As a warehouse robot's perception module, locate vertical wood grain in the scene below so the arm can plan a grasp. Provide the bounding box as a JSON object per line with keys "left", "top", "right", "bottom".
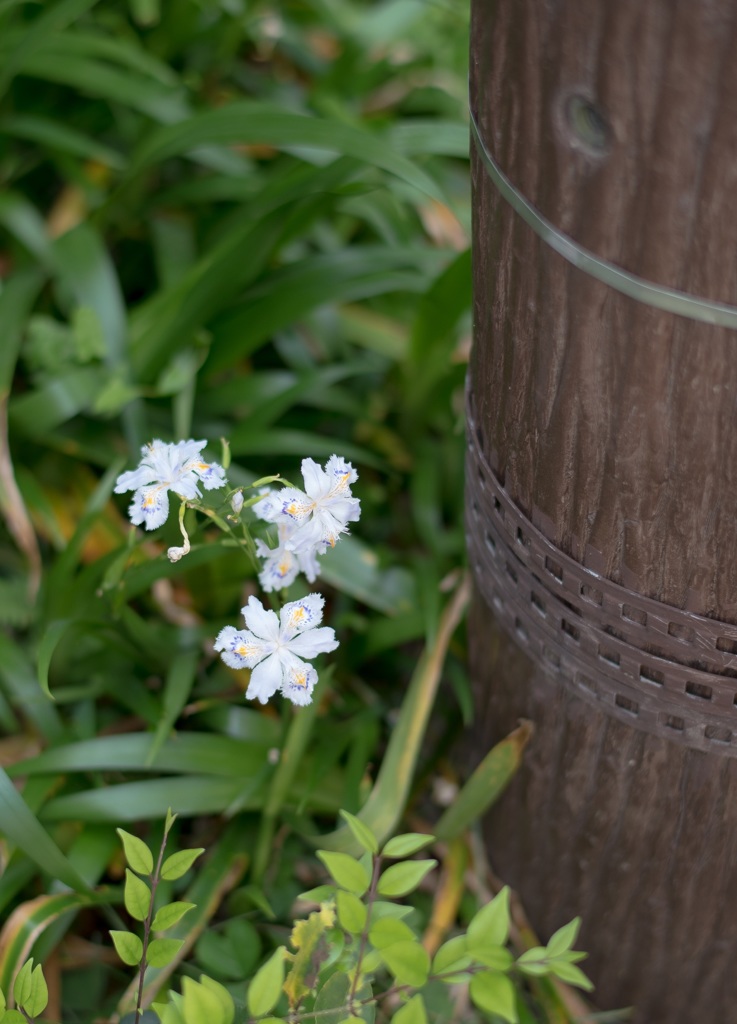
{"left": 470, "top": 1, "right": 737, "bottom": 1019}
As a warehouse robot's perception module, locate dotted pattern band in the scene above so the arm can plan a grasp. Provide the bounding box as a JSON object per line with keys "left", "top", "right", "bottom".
{"left": 466, "top": 401, "right": 737, "bottom": 755}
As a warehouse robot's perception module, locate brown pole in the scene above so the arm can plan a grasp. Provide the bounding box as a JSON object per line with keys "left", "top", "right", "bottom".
{"left": 468, "top": 2, "right": 737, "bottom": 1020}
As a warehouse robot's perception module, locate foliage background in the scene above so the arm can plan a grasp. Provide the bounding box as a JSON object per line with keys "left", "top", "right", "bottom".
{"left": 0, "top": 0, "right": 478, "bottom": 1019}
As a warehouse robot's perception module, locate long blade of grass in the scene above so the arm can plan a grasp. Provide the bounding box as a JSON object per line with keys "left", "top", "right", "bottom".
{"left": 317, "top": 572, "right": 470, "bottom": 852}
{"left": 433, "top": 721, "right": 534, "bottom": 842}
{"left": 124, "top": 102, "right": 445, "bottom": 201}
{"left": 0, "top": 768, "right": 88, "bottom": 890}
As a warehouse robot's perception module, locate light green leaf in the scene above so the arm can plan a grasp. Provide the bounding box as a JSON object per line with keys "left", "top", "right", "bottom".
{"left": 393, "top": 994, "right": 427, "bottom": 1024}
{"left": 376, "top": 860, "right": 436, "bottom": 898}
{"left": 152, "top": 901, "right": 196, "bottom": 932}
{"left": 339, "top": 810, "right": 378, "bottom": 855}
{"left": 198, "top": 976, "right": 235, "bottom": 1024}
{"left": 432, "top": 935, "right": 473, "bottom": 981}
{"left": 0, "top": 1009, "right": 27, "bottom": 1022}
{"left": 180, "top": 977, "right": 227, "bottom": 1024}
{"left": 468, "top": 946, "right": 514, "bottom": 972}
{"left": 434, "top": 723, "right": 532, "bottom": 842}
{"left": 467, "top": 887, "right": 511, "bottom": 949}
{"left": 546, "top": 917, "right": 581, "bottom": 959}
{"left": 469, "top": 972, "right": 518, "bottom": 1023}
{"left": 313, "top": 972, "right": 351, "bottom": 1024}
{"left": 370, "top": 901, "right": 414, "bottom": 922}
{"left": 335, "top": 891, "right": 367, "bottom": 935}
{"left": 116, "top": 828, "right": 154, "bottom": 876}
{"left": 147, "top": 938, "right": 185, "bottom": 968}
{"left": 549, "top": 961, "right": 594, "bottom": 991}
{"left": 316, "top": 851, "right": 370, "bottom": 897}
{"left": 110, "top": 930, "right": 143, "bottom": 966}
{"left": 378, "top": 941, "right": 430, "bottom": 988}
{"left": 247, "top": 947, "right": 285, "bottom": 1018}
{"left": 368, "top": 918, "right": 416, "bottom": 950}
{"left": 124, "top": 868, "right": 151, "bottom": 921}
{"left": 161, "top": 848, "right": 205, "bottom": 881}
{"left": 298, "top": 885, "right": 335, "bottom": 904}
{"left": 12, "top": 961, "right": 32, "bottom": 1011}
{"left": 381, "top": 833, "right": 434, "bottom": 859}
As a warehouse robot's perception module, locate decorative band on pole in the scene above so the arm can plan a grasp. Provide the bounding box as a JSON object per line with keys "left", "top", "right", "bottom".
{"left": 466, "top": 394, "right": 737, "bottom": 755}
{"left": 470, "top": 108, "right": 737, "bottom": 330}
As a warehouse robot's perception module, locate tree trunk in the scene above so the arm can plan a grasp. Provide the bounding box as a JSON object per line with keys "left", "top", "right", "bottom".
{"left": 468, "top": 1, "right": 737, "bottom": 1020}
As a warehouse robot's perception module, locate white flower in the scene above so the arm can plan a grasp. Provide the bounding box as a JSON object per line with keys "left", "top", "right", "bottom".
{"left": 257, "top": 455, "right": 360, "bottom": 553}
{"left": 114, "top": 439, "right": 226, "bottom": 530}
{"left": 214, "top": 593, "right": 338, "bottom": 706}
{"left": 255, "top": 525, "right": 321, "bottom": 592}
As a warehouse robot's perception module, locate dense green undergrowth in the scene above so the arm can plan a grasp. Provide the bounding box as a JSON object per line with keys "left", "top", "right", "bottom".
{"left": 0, "top": 2, "right": 600, "bottom": 1022}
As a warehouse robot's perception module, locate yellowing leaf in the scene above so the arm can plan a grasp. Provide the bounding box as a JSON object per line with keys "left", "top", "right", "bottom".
{"left": 283, "top": 905, "right": 336, "bottom": 1009}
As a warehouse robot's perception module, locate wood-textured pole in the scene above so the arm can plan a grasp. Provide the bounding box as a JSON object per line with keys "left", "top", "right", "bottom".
{"left": 469, "top": 2, "right": 737, "bottom": 1020}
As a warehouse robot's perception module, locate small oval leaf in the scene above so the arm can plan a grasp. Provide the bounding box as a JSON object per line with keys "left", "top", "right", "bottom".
{"left": 247, "top": 947, "right": 285, "bottom": 1018}
{"left": 152, "top": 901, "right": 196, "bottom": 932}
{"left": 110, "top": 930, "right": 144, "bottom": 966}
{"left": 316, "top": 851, "right": 370, "bottom": 897}
{"left": 161, "top": 847, "right": 205, "bottom": 881}
{"left": 124, "top": 868, "right": 152, "bottom": 922}
{"left": 117, "top": 828, "right": 154, "bottom": 876}
{"left": 376, "top": 859, "right": 436, "bottom": 898}
{"left": 381, "top": 833, "right": 434, "bottom": 858}
{"left": 147, "top": 938, "right": 185, "bottom": 968}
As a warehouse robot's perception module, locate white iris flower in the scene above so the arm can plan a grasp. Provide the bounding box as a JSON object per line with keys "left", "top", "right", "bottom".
{"left": 214, "top": 594, "right": 338, "bottom": 705}
{"left": 114, "top": 439, "right": 226, "bottom": 530}
{"left": 258, "top": 455, "right": 360, "bottom": 553}
{"left": 255, "top": 525, "right": 321, "bottom": 592}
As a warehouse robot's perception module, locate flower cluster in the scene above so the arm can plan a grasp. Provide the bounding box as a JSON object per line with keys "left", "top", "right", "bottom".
{"left": 114, "top": 442, "right": 358, "bottom": 707}
{"left": 114, "top": 439, "right": 226, "bottom": 530}
{"left": 215, "top": 594, "right": 338, "bottom": 706}
{"left": 253, "top": 455, "right": 360, "bottom": 592}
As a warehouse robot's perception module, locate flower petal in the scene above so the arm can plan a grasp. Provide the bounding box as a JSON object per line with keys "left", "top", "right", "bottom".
{"left": 301, "top": 458, "right": 330, "bottom": 500}
{"left": 129, "top": 486, "right": 170, "bottom": 530}
{"left": 279, "top": 594, "right": 324, "bottom": 639}
{"left": 246, "top": 653, "right": 283, "bottom": 704}
{"left": 325, "top": 454, "right": 358, "bottom": 494}
{"left": 281, "top": 658, "right": 317, "bottom": 706}
{"left": 276, "top": 487, "right": 315, "bottom": 524}
{"left": 241, "top": 595, "right": 280, "bottom": 641}
{"left": 214, "top": 626, "right": 271, "bottom": 668}
{"left": 287, "top": 626, "right": 339, "bottom": 659}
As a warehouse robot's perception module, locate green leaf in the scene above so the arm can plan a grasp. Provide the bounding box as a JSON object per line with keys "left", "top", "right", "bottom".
{"left": 434, "top": 723, "right": 533, "bottom": 842}
{"left": 316, "top": 851, "right": 370, "bottom": 896}
{"left": 161, "top": 847, "right": 205, "bottom": 881}
{"left": 432, "top": 935, "right": 473, "bottom": 981}
{"left": 339, "top": 810, "right": 378, "bottom": 855}
{"left": 335, "top": 891, "right": 367, "bottom": 935}
{"left": 17, "top": 961, "right": 47, "bottom": 1017}
{"left": 370, "top": 901, "right": 414, "bottom": 922}
{"left": 469, "top": 972, "right": 518, "bottom": 1023}
{"left": 127, "top": 103, "right": 444, "bottom": 202}
{"left": 247, "top": 947, "right": 285, "bottom": 1017}
{"left": 110, "top": 930, "right": 143, "bottom": 966}
{"left": 124, "top": 868, "right": 151, "bottom": 921}
{"left": 117, "top": 828, "right": 154, "bottom": 876}
{"left": 147, "top": 938, "right": 185, "bottom": 968}
{"left": 12, "top": 961, "right": 32, "bottom": 1011}
{"left": 546, "top": 917, "right": 581, "bottom": 959}
{"left": 180, "top": 977, "right": 228, "bottom": 1024}
{"left": 378, "top": 941, "right": 430, "bottom": 988}
{"left": 376, "top": 860, "right": 436, "bottom": 898}
{"left": 393, "top": 994, "right": 427, "bottom": 1024}
{"left": 313, "top": 972, "right": 351, "bottom": 1024}
{"left": 152, "top": 901, "right": 196, "bottom": 932}
{"left": 0, "top": 1010, "right": 27, "bottom": 1022}
{"left": 298, "top": 885, "right": 335, "bottom": 904}
{"left": 0, "top": 767, "right": 88, "bottom": 891}
{"left": 467, "top": 887, "right": 511, "bottom": 949}
{"left": 469, "top": 946, "right": 514, "bottom": 972}
{"left": 198, "top": 976, "right": 235, "bottom": 1024}
{"left": 368, "top": 918, "right": 416, "bottom": 950}
{"left": 549, "top": 961, "right": 594, "bottom": 991}
{"left": 381, "top": 833, "right": 434, "bottom": 859}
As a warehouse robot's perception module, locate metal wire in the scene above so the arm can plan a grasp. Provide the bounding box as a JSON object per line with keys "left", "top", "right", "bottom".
{"left": 470, "top": 109, "right": 737, "bottom": 330}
